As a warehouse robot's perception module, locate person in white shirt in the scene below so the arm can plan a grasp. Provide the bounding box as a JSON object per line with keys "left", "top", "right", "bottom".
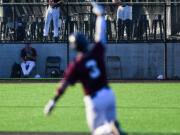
{"left": 123, "top": 1, "right": 132, "bottom": 40}
{"left": 117, "top": 3, "right": 125, "bottom": 40}
{"left": 116, "top": 0, "right": 132, "bottom": 40}
{"left": 44, "top": 0, "right": 64, "bottom": 43}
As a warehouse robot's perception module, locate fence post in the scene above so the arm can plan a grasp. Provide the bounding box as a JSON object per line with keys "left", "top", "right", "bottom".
{"left": 164, "top": 2, "right": 167, "bottom": 80}
{"left": 66, "top": 1, "right": 70, "bottom": 66}
{"left": 13, "top": 0, "right": 15, "bottom": 41}
{"left": 90, "top": 4, "right": 93, "bottom": 43}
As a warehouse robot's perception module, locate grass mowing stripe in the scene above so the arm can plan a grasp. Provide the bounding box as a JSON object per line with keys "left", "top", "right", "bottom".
{"left": 0, "top": 106, "right": 180, "bottom": 110}
{"left": 0, "top": 83, "right": 180, "bottom": 133}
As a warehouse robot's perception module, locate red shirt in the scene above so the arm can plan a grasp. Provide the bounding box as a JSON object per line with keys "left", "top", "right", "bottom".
{"left": 63, "top": 42, "right": 108, "bottom": 96}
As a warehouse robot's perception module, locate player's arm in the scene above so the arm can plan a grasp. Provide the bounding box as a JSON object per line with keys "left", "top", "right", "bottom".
{"left": 21, "top": 50, "right": 26, "bottom": 63}
{"left": 44, "top": 80, "right": 68, "bottom": 115}
{"left": 21, "top": 55, "right": 26, "bottom": 63}
{"left": 30, "top": 55, "right": 36, "bottom": 61}
{"left": 44, "top": 61, "right": 77, "bottom": 115}
{"left": 21, "top": 58, "right": 26, "bottom": 63}
{"left": 29, "top": 49, "right": 37, "bottom": 61}
{"left": 91, "top": 2, "right": 106, "bottom": 45}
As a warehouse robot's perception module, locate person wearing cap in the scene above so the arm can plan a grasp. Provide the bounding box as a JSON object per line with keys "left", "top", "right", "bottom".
{"left": 20, "top": 43, "right": 37, "bottom": 77}
{"left": 44, "top": 2, "right": 126, "bottom": 135}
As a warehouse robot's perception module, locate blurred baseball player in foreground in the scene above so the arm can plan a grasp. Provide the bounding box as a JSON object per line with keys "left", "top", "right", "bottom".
{"left": 44, "top": 2, "right": 126, "bottom": 135}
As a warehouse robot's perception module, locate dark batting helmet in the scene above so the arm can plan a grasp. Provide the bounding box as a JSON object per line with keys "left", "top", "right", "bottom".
{"left": 69, "top": 32, "right": 88, "bottom": 52}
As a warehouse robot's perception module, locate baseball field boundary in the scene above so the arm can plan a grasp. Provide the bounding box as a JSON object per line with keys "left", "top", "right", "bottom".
{"left": 0, "top": 132, "right": 180, "bottom": 135}
{"left": 0, "top": 78, "right": 180, "bottom": 83}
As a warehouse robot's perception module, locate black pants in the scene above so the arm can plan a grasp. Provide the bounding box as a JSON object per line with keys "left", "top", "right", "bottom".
{"left": 117, "top": 19, "right": 125, "bottom": 40}
{"left": 118, "top": 19, "right": 132, "bottom": 40}
{"left": 124, "top": 19, "right": 131, "bottom": 40}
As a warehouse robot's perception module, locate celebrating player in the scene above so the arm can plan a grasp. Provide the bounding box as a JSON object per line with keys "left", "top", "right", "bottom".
{"left": 44, "top": 2, "right": 126, "bottom": 135}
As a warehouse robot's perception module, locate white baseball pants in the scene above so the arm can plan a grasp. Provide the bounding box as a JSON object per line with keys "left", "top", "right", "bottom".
{"left": 44, "top": 6, "right": 60, "bottom": 37}
{"left": 21, "top": 61, "right": 35, "bottom": 76}
{"left": 84, "top": 87, "right": 116, "bottom": 133}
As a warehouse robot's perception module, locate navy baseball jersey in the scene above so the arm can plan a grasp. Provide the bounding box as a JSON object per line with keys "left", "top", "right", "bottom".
{"left": 64, "top": 42, "right": 108, "bottom": 96}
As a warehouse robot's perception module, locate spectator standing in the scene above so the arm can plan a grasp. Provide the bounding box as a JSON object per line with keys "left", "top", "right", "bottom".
{"left": 44, "top": 0, "right": 63, "bottom": 43}
{"left": 117, "top": 2, "right": 125, "bottom": 40}
{"left": 44, "top": 2, "right": 126, "bottom": 135}
{"left": 115, "top": 0, "right": 132, "bottom": 40}
{"left": 123, "top": 0, "right": 132, "bottom": 40}
{"left": 20, "top": 43, "right": 37, "bottom": 77}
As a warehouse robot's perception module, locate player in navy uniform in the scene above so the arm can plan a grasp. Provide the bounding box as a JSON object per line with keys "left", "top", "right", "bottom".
{"left": 44, "top": 2, "right": 125, "bottom": 135}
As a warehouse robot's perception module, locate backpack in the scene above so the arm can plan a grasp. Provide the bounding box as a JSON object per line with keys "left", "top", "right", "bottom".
{"left": 10, "top": 62, "right": 22, "bottom": 78}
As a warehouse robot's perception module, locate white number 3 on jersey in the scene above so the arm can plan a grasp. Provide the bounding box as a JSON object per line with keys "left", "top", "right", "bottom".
{"left": 86, "top": 59, "right": 101, "bottom": 79}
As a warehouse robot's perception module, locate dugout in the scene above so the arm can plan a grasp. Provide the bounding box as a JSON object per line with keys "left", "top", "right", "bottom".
{"left": 0, "top": 42, "right": 180, "bottom": 80}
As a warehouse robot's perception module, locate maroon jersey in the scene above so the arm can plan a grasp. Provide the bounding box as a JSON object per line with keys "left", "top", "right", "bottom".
{"left": 64, "top": 42, "right": 108, "bottom": 96}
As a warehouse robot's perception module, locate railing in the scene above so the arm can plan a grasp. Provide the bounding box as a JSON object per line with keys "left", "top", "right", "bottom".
{"left": 0, "top": 2, "right": 180, "bottom": 43}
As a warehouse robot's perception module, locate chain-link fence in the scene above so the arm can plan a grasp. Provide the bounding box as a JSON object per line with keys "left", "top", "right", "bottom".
{"left": 0, "top": 1, "right": 180, "bottom": 43}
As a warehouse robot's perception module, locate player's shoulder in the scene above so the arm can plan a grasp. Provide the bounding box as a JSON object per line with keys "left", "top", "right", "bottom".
{"left": 88, "top": 42, "right": 105, "bottom": 56}
{"left": 66, "top": 60, "right": 77, "bottom": 73}
{"left": 94, "top": 42, "right": 105, "bottom": 49}
{"left": 69, "top": 56, "right": 82, "bottom": 68}
{"left": 21, "top": 48, "right": 26, "bottom": 52}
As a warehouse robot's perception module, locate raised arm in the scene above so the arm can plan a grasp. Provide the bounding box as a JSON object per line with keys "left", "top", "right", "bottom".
{"left": 92, "top": 2, "right": 106, "bottom": 45}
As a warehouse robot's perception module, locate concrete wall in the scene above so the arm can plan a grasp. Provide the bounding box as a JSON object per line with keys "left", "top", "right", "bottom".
{"left": 106, "top": 43, "right": 164, "bottom": 79}
{"left": 0, "top": 43, "right": 67, "bottom": 78}
{"left": 0, "top": 43, "right": 180, "bottom": 79}
{"left": 167, "top": 43, "right": 180, "bottom": 78}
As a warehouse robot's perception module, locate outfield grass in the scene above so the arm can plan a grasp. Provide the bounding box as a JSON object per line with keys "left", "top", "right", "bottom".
{"left": 0, "top": 82, "right": 180, "bottom": 134}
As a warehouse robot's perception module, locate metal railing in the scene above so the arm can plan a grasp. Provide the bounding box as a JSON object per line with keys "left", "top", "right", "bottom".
{"left": 0, "top": 2, "right": 180, "bottom": 43}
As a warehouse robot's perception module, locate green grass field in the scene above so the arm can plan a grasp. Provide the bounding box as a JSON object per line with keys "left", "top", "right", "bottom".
{"left": 0, "top": 82, "right": 180, "bottom": 134}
